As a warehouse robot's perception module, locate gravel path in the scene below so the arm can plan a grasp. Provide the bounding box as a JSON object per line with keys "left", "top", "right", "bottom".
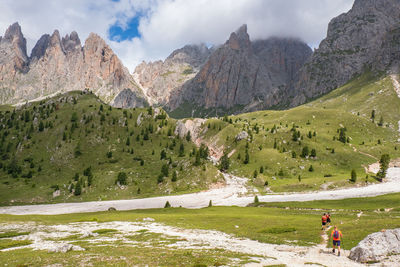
{"left": 0, "top": 168, "right": 399, "bottom": 215}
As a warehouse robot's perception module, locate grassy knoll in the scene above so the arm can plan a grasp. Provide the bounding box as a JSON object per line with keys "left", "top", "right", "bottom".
{"left": 0, "top": 91, "right": 221, "bottom": 205}
{"left": 198, "top": 73, "right": 400, "bottom": 192}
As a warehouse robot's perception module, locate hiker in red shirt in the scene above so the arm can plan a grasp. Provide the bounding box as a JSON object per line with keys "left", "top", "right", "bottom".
{"left": 330, "top": 225, "right": 343, "bottom": 256}
{"left": 321, "top": 213, "right": 327, "bottom": 230}
{"left": 326, "top": 213, "right": 331, "bottom": 225}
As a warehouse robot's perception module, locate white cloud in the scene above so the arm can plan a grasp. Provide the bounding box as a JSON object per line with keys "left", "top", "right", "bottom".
{"left": 0, "top": 0, "right": 354, "bottom": 72}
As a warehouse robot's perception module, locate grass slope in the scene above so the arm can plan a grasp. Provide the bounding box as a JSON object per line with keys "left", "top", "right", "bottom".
{"left": 198, "top": 73, "right": 400, "bottom": 192}
{"left": 0, "top": 91, "right": 221, "bottom": 205}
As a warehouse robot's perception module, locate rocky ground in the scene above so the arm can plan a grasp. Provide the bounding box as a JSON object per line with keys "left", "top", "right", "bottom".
{"left": 1, "top": 220, "right": 399, "bottom": 267}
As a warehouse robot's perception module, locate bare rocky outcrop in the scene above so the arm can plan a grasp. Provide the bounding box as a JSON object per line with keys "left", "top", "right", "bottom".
{"left": 169, "top": 24, "right": 312, "bottom": 114}
{"left": 349, "top": 228, "right": 400, "bottom": 263}
{"left": 0, "top": 22, "right": 147, "bottom": 106}
{"left": 174, "top": 118, "right": 206, "bottom": 142}
{"left": 110, "top": 88, "right": 147, "bottom": 108}
{"left": 131, "top": 44, "right": 211, "bottom": 106}
{"left": 235, "top": 131, "right": 249, "bottom": 141}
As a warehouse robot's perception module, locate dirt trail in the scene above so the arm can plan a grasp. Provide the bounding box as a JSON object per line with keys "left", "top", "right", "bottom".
{"left": 0, "top": 167, "right": 400, "bottom": 215}
{"left": 0, "top": 221, "right": 368, "bottom": 267}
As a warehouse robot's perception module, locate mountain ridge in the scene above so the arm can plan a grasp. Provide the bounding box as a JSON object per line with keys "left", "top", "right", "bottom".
{"left": 0, "top": 22, "right": 147, "bottom": 107}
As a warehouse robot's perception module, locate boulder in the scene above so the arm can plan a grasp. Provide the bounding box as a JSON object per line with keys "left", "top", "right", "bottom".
{"left": 349, "top": 228, "right": 400, "bottom": 262}
{"left": 235, "top": 131, "right": 249, "bottom": 141}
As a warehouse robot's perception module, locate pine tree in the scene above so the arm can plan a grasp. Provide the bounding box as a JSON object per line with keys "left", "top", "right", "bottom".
{"left": 116, "top": 172, "right": 127, "bottom": 185}
{"left": 160, "top": 149, "right": 167, "bottom": 160}
{"left": 208, "top": 200, "right": 212, "bottom": 207}
{"left": 350, "top": 169, "right": 357, "bottom": 183}
{"left": 244, "top": 148, "right": 250, "bottom": 164}
{"left": 377, "top": 154, "right": 390, "bottom": 179}
{"left": 172, "top": 170, "right": 177, "bottom": 182}
{"left": 253, "top": 170, "right": 258, "bottom": 178}
{"left": 194, "top": 150, "right": 201, "bottom": 166}
{"left": 371, "top": 110, "right": 375, "bottom": 122}
{"left": 161, "top": 164, "right": 169, "bottom": 177}
{"left": 308, "top": 165, "right": 314, "bottom": 172}
{"left": 339, "top": 128, "right": 346, "bottom": 143}
{"left": 178, "top": 143, "right": 185, "bottom": 157}
{"left": 254, "top": 195, "right": 259, "bottom": 203}
{"left": 259, "top": 166, "right": 264, "bottom": 173}
{"left": 301, "top": 146, "right": 309, "bottom": 158}
{"left": 38, "top": 121, "right": 44, "bottom": 132}
{"left": 219, "top": 152, "right": 230, "bottom": 171}
{"left": 186, "top": 131, "right": 191, "bottom": 141}
{"left": 74, "top": 181, "right": 81, "bottom": 196}
{"left": 164, "top": 201, "right": 171, "bottom": 208}
{"left": 310, "top": 148, "right": 316, "bottom": 158}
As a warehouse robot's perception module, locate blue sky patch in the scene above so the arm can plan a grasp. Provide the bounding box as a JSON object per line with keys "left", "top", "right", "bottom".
{"left": 108, "top": 15, "right": 142, "bottom": 42}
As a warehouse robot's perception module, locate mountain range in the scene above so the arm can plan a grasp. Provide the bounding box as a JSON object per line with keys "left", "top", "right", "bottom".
{"left": 0, "top": 0, "right": 400, "bottom": 117}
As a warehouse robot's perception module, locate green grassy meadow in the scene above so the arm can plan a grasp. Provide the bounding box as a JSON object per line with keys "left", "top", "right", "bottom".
{"left": 1, "top": 193, "right": 400, "bottom": 265}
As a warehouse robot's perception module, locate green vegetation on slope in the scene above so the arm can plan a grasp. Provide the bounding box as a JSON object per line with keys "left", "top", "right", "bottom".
{"left": 0, "top": 91, "right": 221, "bottom": 205}
{"left": 197, "top": 73, "right": 400, "bottom": 192}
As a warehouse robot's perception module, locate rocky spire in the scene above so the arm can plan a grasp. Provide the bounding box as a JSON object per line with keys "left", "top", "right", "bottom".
{"left": 226, "top": 24, "right": 251, "bottom": 51}
{"left": 1, "top": 22, "right": 28, "bottom": 72}
{"left": 30, "top": 34, "right": 50, "bottom": 60}
{"left": 62, "top": 31, "right": 81, "bottom": 53}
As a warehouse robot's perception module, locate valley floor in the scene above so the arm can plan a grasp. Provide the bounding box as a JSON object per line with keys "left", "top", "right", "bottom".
{"left": 1, "top": 220, "right": 390, "bottom": 267}
{"left": 0, "top": 167, "right": 400, "bottom": 215}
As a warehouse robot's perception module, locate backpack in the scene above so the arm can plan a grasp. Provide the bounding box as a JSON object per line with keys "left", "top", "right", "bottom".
{"left": 333, "top": 230, "right": 339, "bottom": 239}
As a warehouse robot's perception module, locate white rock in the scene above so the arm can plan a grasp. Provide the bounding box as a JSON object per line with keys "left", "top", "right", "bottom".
{"left": 349, "top": 228, "right": 400, "bottom": 263}
{"left": 52, "top": 190, "right": 60, "bottom": 198}
{"left": 235, "top": 131, "right": 249, "bottom": 141}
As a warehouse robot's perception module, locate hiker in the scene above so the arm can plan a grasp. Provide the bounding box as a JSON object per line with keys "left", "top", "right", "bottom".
{"left": 321, "top": 213, "right": 327, "bottom": 230}
{"left": 326, "top": 212, "right": 331, "bottom": 225}
{"left": 330, "top": 225, "right": 343, "bottom": 256}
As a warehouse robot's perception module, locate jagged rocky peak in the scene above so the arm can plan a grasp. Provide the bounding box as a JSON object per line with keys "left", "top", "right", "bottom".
{"left": 4, "top": 22, "right": 25, "bottom": 43}
{"left": 30, "top": 34, "right": 50, "bottom": 60}
{"left": 0, "top": 23, "right": 147, "bottom": 106}
{"left": 84, "top": 32, "right": 113, "bottom": 60}
{"left": 62, "top": 31, "right": 81, "bottom": 53}
{"left": 47, "top": 30, "right": 65, "bottom": 53}
{"left": 166, "top": 43, "right": 210, "bottom": 68}
{"left": 171, "top": 24, "right": 312, "bottom": 114}
{"left": 0, "top": 22, "right": 28, "bottom": 72}
{"left": 226, "top": 24, "right": 251, "bottom": 50}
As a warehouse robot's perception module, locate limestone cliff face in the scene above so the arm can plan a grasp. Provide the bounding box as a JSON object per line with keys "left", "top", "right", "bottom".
{"left": 294, "top": 0, "right": 400, "bottom": 105}
{"left": 170, "top": 25, "right": 312, "bottom": 112}
{"left": 132, "top": 44, "right": 210, "bottom": 106}
{"left": 0, "top": 23, "right": 147, "bottom": 106}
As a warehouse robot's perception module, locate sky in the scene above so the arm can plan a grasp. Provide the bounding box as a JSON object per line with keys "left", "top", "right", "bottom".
{"left": 0, "top": 0, "right": 354, "bottom": 72}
